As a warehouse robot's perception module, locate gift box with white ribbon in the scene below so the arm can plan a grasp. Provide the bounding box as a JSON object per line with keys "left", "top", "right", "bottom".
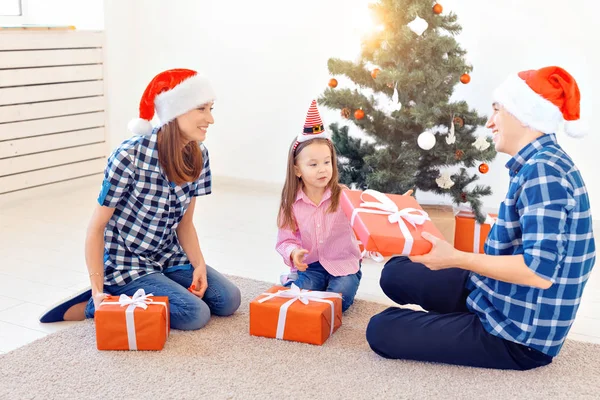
{"left": 95, "top": 289, "right": 169, "bottom": 351}
{"left": 454, "top": 210, "right": 498, "bottom": 254}
{"left": 249, "top": 284, "right": 342, "bottom": 346}
{"left": 341, "top": 189, "right": 444, "bottom": 258}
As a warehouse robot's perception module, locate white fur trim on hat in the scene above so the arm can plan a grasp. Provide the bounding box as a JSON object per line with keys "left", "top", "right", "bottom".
{"left": 154, "top": 74, "right": 216, "bottom": 125}
{"left": 127, "top": 118, "right": 153, "bottom": 135}
{"left": 493, "top": 74, "right": 563, "bottom": 134}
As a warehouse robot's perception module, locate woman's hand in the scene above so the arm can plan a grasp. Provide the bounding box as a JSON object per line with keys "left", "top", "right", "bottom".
{"left": 92, "top": 292, "right": 109, "bottom": 310}
{"left": 189, "top": 262, "right": 209, "bottom": 298}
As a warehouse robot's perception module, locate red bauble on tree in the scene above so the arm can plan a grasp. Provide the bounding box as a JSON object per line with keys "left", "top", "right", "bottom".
{"left": 453, "top": 116, "right": 464, "bottom": 128}
{"left": 460, "top": 74, "right": 471, "bottom": 84}
{"left": 328, "top": 78, "right": 338, "bottom": 88}
{"left": 354, "top": 109, "right": 365, "bottom": 120}
{"left": 371, "top": 68, "right": 380, "bottom": 79}
{"left": 479, "top": 163, "right": 489, "bottom": 174}
{"left": 433, "top": 3, "right": 443, "bottom": 14}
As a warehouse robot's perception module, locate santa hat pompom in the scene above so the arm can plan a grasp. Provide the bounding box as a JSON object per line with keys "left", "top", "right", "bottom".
{"left": 564, "top": 119, "right": 588, "bottom": 138}
{"left": 128, "top": 118, "right": 153, "bottom": 135}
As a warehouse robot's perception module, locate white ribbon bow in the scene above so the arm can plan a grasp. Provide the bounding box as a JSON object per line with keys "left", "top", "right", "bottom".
{"left": 350, "top": 189, "right": 430, "bottom": 255}
{"left": 357, "top": 240, "right": 385, "bottom": 263}
{"left": 117, "top": 288, "right": 155, "bottom": 309}
{"left": 100, "top": 288, "right": 168, "bottom": 350}
{"left": 258, "top": 284, "right": 341, "bottom": 340}
{"left": 362, "top": 250, "right": 385, "bottom": 262}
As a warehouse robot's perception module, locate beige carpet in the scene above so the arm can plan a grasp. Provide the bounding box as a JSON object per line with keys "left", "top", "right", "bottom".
{"left": 1, "top": 276, "right": 599, "bottom": 400}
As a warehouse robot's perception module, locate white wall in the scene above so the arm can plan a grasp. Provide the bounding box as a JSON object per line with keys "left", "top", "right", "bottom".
{"left": 11, "top": 0, "right": 104, "bottom": 29}
{"left": 103, "top": 0, "right": 599, "bottom": 216}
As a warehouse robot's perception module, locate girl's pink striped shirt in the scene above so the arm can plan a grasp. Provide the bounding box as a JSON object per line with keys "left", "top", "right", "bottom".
{"left": 276, "top": 188, "right": 361, "bottom": 276}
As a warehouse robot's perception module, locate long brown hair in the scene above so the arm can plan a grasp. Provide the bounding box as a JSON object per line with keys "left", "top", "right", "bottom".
{"left": 277, "top": 137, "right": 342, "bottom": 231}
{"left": 157, "top": 120, "right": 203, "bottom": 185}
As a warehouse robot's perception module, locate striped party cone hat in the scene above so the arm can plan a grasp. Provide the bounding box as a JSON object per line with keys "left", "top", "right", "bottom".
{"left": 293, "top": 100, "right": 330, "bottom": 151}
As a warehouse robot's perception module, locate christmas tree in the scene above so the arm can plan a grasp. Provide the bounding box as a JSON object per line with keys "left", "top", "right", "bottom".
{"left": 319, "top": 0, "right": 496, "bottom": 223}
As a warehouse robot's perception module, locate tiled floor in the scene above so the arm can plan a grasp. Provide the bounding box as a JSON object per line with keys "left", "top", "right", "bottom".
{"left": 0, "top": 175, "right": 599, "bottom": 354}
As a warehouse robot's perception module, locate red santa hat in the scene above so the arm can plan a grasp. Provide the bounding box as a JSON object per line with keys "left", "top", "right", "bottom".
{"left": 293, "top": 100, "right": 330, "bottom": 151}
{"left": 493, "top": 66, "right": 587, "bottom": 138}
{"left": 127, "top": 68, "right": 216, "bottom": 135}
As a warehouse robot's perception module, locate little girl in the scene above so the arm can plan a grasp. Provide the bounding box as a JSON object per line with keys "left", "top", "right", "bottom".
{"left": 275, "top": 100, "right": 362, "bottom": 312}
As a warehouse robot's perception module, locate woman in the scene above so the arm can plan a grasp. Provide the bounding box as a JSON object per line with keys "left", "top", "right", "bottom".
{"left": 40, "top": 69, "right": 241, "bottom": 330}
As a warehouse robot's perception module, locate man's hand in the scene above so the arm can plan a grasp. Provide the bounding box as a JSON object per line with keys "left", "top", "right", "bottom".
{"left": 291, "top": 249, "right": 309, "bottom": 271}
{"left": 409, "top": 231, "right": 461, "bottom": 271}
{"left": 189, "top": 263, "right": 209, "bottom": 298}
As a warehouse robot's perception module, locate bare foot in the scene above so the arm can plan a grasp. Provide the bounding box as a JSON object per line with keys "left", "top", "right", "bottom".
{"left": 63, "top": 301, "right": 87, "bottom": 321}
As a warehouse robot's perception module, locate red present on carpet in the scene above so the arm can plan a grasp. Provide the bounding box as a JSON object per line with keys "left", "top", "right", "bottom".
{"left": 249, "top": 284, "right": 342, "bottom": 345}
{"left": 95, "top": 289, "right": 169, "bottom": 351}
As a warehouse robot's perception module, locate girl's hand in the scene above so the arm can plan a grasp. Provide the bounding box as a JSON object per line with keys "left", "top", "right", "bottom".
{"left": 189, "top": 263, "right": 209, "bottom": 298}
{"left": 402, "top": 189, "right": 414, "bottom": 196}
{"left": 291, "top": 249, "right": 309, "bottom": 271}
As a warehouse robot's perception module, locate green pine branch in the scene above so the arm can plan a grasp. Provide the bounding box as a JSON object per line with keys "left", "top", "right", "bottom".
{"left": 321, "top": 0, "right": 497, "bottom": 224}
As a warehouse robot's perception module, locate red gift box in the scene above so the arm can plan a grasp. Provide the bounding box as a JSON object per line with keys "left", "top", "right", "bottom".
{"left": 454, "top": 210, "right": 498, "bottom": 254}
{"left": 95, "top": 289, "right": 170, "bottom": 351}
{"left": 249, "top": 284, "right": 342, "bottom": 345}
{"left": 341, "top": 189, "right": 443, "bottom": 257}
{"left": 354, "top": 230, "right": 385, "bottom": 262}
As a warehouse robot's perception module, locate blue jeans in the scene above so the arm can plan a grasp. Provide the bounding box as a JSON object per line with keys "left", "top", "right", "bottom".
{"left": 285, "top": 261, "right": 362, "bottom": 312}
{"left": 85, "top": 264, "right": 241, "bottom": 330}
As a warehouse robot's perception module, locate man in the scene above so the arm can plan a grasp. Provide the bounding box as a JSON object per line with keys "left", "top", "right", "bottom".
{"left": 366, "top": 66, "right": 596, "bottom": 370}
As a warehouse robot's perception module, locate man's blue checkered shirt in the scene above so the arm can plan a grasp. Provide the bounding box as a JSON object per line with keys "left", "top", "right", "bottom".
{"left": 466, "top": 133, "right": 596, "bottom": 356}
{"left": 97, "top": 129, "right": 211, "bottom": 286}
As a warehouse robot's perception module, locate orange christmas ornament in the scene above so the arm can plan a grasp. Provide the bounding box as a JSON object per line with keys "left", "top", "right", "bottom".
{"left": 460, "top": 74, "right": 471, "bottom": 84}
{"left": 453, "top": 116, "right": 464, "bottom": 128}
{"left": 478, "top": 163, "right": 489, "bottom": 174}
{"left": 371, "top": 68, "right": 380, "bottom": 79}
{"left": 328, "top": 78, "right": 338, "bottom": 88}
{"left": 354, "top": 109, "right": 365, "bottom": 120}
{"left": 433, "top": 3, "right": 443, "bottom": 14}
